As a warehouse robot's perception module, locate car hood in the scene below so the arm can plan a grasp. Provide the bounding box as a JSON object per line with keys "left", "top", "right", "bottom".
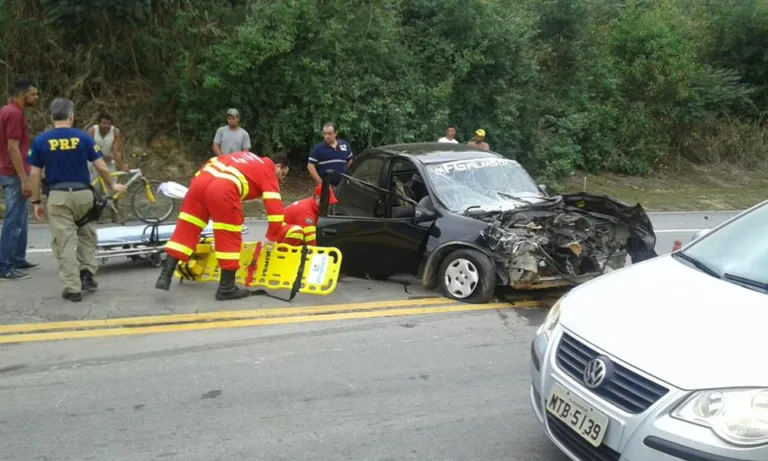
{"left": 463, "top": 196, "right": 550, "bottom": 214}
{"left": 559, "top": 255, "right": 768, "bottom": 390}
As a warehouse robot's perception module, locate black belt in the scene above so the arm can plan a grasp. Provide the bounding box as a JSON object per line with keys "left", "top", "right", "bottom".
{"left": 48, "top": 182, "right": 90, "bottom": 192}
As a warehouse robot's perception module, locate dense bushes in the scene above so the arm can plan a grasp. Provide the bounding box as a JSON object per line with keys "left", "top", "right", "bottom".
{"left": 0, "top": 0, "right": 766, "bottom": 181}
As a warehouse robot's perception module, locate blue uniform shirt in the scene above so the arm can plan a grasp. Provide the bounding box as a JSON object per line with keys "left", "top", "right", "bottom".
{"left": 308, "top": 139, "right": 353, "bottom": 186}
{"left": 28, "top": 127, "right": 102, "bottom": 186}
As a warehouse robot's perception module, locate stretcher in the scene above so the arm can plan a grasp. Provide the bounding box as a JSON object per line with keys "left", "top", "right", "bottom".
{"left": 137, "top": 181, "right": 343, "bottom": 299}
{"left": 174, "top": 239, "right": 343, "bottom": 299}
{"left": 95, "top": 222, "right": 249, "bottom": 267}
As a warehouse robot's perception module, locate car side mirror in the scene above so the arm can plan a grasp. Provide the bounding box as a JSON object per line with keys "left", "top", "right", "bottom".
{"left": 538, "top": 184, "right": 548, "bottom": 195}
{"left": 413, "top": 206, "right": 437, "bottom": 224}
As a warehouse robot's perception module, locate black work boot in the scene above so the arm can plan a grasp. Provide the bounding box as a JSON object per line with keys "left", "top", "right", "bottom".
{"left": 62, "top": 291, "right": 83, "bottom": 302}
{"left": 155, "top": 256, "right": 180, "bottom": 291}
{"left": 215, "top": 270, "right": 250, "bottom": 301}
{"left": 80, "top": 270, "right": 98, "bottom": 292}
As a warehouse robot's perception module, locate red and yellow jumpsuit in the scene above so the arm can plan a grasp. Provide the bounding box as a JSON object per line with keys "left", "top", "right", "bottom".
{"left": 164, "top": 152, "right": 305, "bottom": 271}
{"left": 283, "top": 185, "right": 337, "bottom": 246}
{"left": 284, "top": 197, "right": 319, "bottom": 246}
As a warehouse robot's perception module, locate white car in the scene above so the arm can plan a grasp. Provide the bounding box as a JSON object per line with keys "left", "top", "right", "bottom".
{"left": 530, "top": 200, "right": 768, "bottom": 460}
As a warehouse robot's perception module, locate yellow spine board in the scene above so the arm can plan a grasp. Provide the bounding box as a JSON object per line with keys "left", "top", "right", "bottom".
{"left": 174, "top": 238, "right": 342, "bottom": 296}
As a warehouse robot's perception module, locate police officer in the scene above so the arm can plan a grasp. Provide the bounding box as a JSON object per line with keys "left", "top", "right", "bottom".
{"left": 27, "top": 98, "right": 127, "bottom": 302}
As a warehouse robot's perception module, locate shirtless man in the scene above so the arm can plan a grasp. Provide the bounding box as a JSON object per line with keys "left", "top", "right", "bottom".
{"left": 467, "top": 128, "right": 490, "bottom": 151}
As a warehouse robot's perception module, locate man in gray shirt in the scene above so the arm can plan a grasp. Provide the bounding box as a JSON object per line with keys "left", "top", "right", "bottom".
{"left": 212, "top": 108, "right": 252, "bottom": 156}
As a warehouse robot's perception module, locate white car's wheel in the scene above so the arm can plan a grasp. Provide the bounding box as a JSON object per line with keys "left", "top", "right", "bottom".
{"left": 438, "top": 248, "right": 496, "bottom": 304}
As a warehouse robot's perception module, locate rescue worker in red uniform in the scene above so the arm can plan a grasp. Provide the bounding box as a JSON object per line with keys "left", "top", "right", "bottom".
{"left": 283, "top": 185, "right": 338, "bottom": 246}
{"left": 154, "top": 152, "right": 305, "bottom": 301}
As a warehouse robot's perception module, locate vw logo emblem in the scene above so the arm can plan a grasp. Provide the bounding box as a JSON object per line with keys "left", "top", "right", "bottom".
{"left": 583, "top": 358, "right": 608, "bottom": 388}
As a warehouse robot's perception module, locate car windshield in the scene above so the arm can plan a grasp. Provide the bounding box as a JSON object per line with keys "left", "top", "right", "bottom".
{"left": 680, "top": 201, "right": 768, "bottom": 292}
{"left": 424, "top": 157, "right": 544, "bottom": 213}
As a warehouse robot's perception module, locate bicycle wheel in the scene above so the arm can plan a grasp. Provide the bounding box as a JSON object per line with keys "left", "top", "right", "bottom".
{"left": 130, "top": 179, "right": 178, "bottom": 224}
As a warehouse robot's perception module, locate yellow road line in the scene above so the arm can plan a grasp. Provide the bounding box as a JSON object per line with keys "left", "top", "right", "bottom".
{"left": 0, "top": 302, "right": 531, "bottom": 345}
{"left": 0, "top": 297, "right": 463, "bottom": 335}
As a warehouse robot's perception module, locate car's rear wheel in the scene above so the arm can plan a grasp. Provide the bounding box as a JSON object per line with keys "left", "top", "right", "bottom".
{"left": 438, "top": 248, "right": 495, "bottom": 304}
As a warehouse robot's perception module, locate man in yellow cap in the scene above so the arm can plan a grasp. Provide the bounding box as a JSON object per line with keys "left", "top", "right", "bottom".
{"left": 467, "top": 128, "right": 490, "bottom": 151}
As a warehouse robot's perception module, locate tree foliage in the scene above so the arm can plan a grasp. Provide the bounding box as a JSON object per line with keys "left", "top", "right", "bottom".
{"left": 0, "top": 0, "right": 766, "bottom": 180}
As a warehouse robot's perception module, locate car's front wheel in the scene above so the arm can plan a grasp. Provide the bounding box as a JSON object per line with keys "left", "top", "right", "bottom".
{"left": 438, "top": 248, "right": 496, "bottom": 304}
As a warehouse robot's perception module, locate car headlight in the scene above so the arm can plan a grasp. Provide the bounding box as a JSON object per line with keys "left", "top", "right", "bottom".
{"left": 536, "top": 297, "right": 562, "bottom": 339}
{"left": 671, "top": 388, "right": 768, "bottom": 447}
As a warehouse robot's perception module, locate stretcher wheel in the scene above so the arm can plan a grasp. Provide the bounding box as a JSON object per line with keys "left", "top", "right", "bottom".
{"left": 149, "top": 252, "right": 165, "bottom": 268}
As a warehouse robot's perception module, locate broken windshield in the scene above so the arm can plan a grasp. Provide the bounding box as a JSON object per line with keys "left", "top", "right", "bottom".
{"left": 424, "top": 157, "right": 544, "bottom": 213}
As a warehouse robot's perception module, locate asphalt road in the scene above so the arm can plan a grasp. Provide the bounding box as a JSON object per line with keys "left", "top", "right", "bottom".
{"left": 0, "top": 210, "right": 742, "bottom": 461}
{"left": 0, "top": 308, "right": 564, "bottom": 461}
{"left": 0, "top": 210, "right": 740, "bottom": 325}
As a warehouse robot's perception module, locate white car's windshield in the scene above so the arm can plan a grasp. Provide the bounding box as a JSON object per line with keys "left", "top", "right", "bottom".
{"left": 680, "top": 201, "right": 768, "bottom": 291}
{"left": 424, "top": 157, "right": 543, "bottom": 213}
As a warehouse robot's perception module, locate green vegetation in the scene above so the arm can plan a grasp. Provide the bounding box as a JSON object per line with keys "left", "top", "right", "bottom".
{"left": 1, "top": 0, "right": 768, "bottom": 202}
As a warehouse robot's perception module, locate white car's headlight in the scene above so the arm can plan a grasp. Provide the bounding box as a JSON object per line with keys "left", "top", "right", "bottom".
{"left": 536, "top": 297, "right": 562, "bottom": 339}
{"left": 671, "top": 388, "right": 768, "bottom": 447}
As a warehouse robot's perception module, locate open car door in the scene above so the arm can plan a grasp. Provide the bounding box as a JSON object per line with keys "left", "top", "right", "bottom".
{"left": 315, "top": 155, "right": 436, "bottom": 278}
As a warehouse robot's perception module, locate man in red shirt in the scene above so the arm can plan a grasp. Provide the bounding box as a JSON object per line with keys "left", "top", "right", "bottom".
{"left": 155, "top": 152, "right": 305, "bottom": 301}
{"left": 284, "top": 185, "right": 338, "bottom": 246}
{"left": 0, "top": 78, "right": 40, "bottom": 281}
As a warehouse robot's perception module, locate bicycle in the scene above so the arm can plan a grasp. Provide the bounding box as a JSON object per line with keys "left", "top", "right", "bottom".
{"left": 91, "top": 152, "right": 178, "bottom": 224}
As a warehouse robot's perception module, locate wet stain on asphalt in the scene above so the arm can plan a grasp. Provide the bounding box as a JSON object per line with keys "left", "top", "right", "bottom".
{"left": 514, "top": 306, "right": 549, "bottom": 327}
{"left": 201, "top": 389, "right": 223, "bottom": 399}
{"left": 497, "top": 309, "right": 510, "bottom": 328}
{"left": 134, "top": 404, "right": 146, "bottom": 410}
{"left": 400, "top": 323, "right": 417, "bottom": 328}
{"left": 406, "top": 295, "right": 434, "bottom": 300}
{"left": 0, "top": 364, "right": 25, "bottom": 374}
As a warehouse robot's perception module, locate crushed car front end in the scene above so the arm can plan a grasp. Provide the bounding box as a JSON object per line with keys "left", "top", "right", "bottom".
{"left": 475, "top": 193, "right": 658, "bottom": 290}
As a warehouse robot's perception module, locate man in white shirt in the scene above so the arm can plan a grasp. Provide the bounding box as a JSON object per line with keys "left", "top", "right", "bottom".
{"left": 87, "top": 113, "right": 127, "bottom": 173}
{"left": 437, "top": 126, "right": 459, "bottom": 143}
{"left": 212, "top": 108, "right": 252, "bottom": 156}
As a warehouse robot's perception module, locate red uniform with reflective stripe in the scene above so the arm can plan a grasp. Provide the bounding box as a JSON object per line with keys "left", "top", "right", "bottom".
{"left": 284, "top": 197, "right": 319, "bottom": 246}
{"left": 164, "top": 152, "right": 304, "bottom": 270}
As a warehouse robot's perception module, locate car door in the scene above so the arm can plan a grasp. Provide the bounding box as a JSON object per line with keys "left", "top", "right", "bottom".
{"left": 316, "top": 153, "right": 433, "bottom": 277}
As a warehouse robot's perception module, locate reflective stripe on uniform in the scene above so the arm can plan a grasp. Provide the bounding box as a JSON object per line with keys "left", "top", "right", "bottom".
{"left": 166, "top": 241, "right": 193, "bottom": 256}
{"left": 210, "top": 158, "right": 250, "bottom": 199}
{"left": 267, "top": 214, "right": 284, "bottom": 223}
{"left": 302, "top": 226, "right": 317, "bottom": 234}
{"left": 286, "top": 225, "right": 303, "bottom": 241}
{"left": 213, "top": 222, "right": 243, "bottom": 232}
{"left": 215, "top": 251, "right": 241, "bottom": 260}
{"left": 304, "top": 232, "right": 316, "bottom": 242}
{"left": 179, "top": 212, "right": 207, "bottom": 229}
{"left": 194, "top": 157, "right": 217, "bottom": 177}
{"left": 262, "top": 191, "right": 281, "bottom": 200}
{"left": 286, "top": 231, "right": 304, "bottom": 241}
{"left": 203, "top": 165, "right": 245, "bottom": 198}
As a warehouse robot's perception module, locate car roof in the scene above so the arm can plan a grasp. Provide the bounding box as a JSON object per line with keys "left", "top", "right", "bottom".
{"left": 367, "top": 142, "right": 504, "bottom": 165}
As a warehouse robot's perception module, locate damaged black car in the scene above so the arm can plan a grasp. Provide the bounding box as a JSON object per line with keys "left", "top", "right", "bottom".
{"left": 316, "top": 143, "right": 657, "bottom": 304}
